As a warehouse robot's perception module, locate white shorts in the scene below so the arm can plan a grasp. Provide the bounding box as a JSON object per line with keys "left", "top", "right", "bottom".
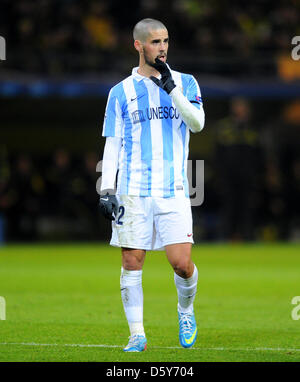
{"left": 110, "top": 193, "right": 194, "bottom": 251}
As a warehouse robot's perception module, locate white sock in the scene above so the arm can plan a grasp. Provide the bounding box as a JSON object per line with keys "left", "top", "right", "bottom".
{"left": 174, "top": 265, "right": 198, "bottom": 314}
{"left": 120, "top": 267, "right": 145, "bottom": 337}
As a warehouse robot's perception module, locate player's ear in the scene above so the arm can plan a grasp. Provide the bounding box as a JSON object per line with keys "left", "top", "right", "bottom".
{"left": 134, "top": 40, "right": 143, "bottom": 54}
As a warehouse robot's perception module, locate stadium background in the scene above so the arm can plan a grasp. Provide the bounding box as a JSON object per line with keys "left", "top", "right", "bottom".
{"left": 0, "top": 0, "right": 299, "bottom": 244}
{"left": 0, "top": 0, "right": 300, "bottom": 364}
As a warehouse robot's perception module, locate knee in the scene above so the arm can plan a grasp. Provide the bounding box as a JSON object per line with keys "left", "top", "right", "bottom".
{"left": 172, "top": 258, "right": 194, "bottom": 279}
{"left": 122, "top": 257, "right": 142, "bottom": 270}
{"left": 122, "top": 249, "right": 145, "bottom": 271}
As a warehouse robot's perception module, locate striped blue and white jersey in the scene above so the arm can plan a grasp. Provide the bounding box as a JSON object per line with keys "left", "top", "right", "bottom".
{"left": 102, "top": 66, "right": 203, "bottom": 198}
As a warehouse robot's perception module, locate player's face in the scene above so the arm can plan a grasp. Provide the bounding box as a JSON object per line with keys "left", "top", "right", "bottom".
{"left": 142, "top": 28, "right": 169, "bottom": 65}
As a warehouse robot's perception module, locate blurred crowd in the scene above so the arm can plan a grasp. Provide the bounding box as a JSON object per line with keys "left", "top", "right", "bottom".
{"left": 0, "top": 0, "right": 299, "bottom": 77}
{"left": 0, "top": 148, "right": 103, "bottom": 241}
{"left": 199, "top": 98, "right": 300, "bottom": 242}
{"left": 1, "top": 97, "right": 299, "bottom": 243}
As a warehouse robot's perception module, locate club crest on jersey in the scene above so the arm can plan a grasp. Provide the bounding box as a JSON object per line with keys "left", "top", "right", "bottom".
{"left": 195, "top": 95, "right": 202, "bottom": 103}
{"left": 131, "top": 110, "right": 146, "bottom": 124}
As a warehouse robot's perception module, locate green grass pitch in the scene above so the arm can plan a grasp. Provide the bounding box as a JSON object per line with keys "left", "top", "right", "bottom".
{"left": 0, "top": 242, "right": 299, "bottom": 362}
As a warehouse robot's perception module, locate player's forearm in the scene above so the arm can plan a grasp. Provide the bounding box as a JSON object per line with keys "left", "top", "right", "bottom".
{"left": 100, "top": 136, "right": 122, "bottom": 194}
{"left": 170, "top": 87, "right": 205, "bottom": 133}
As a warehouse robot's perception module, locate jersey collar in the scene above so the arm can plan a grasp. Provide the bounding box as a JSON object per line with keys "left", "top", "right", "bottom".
{"left": 132, "top": 66, "right": 166, "bottom": 82}
{"left": 132, "top": 67, "right": 146, "bottom": 82}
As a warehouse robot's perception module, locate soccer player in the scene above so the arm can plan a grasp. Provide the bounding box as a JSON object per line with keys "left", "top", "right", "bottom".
{"left": 99, "top": 18, "right": 205, "bottom": 352}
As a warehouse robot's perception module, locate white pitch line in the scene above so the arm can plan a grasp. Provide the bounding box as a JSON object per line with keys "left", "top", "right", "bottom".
{"left": 0, "top": 342, "right": 299, "bottom": 352}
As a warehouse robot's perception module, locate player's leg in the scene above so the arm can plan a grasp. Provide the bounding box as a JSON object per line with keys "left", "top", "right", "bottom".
{"left": 154, "top": 194, "right": 197, "bottom": 314}
{"left": 121, "top": 248, "right": 147, "bottom": 352}
{"left": 165, "top": 243, "right": 198, "bottom": 314}
{"left": 165, "top": 243, "right": 198, "bottom": 348}
{"left": 109, "top": 195, "right": 153, "bottom": 351}
{"left": 165, "top": 242, "right": 194, "bottom": 278}
{"left": 154, "top": 194, "right": 198, "bottom": 347}
{"left": 122, "top": 247, "right": 146, "bottom": 270}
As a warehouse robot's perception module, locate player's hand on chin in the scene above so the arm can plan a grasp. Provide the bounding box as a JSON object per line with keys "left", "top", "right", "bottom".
{"left": 149, "top": 58, "right": 176, "bottom": 94}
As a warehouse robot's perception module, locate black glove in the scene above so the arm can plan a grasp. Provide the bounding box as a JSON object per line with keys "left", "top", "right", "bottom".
{"left": 99, "top": 192, "right": 119, "bottom": 221}
{"left": 149, "top": 58, "right": 176, "bottom": 94}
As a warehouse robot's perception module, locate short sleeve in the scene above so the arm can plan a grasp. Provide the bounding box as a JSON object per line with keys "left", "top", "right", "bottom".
{"left": 102, "top": 88, "right": 124, "bottom": 138}
{"left": 186, "top": 75, "right": 203, "bottom": 110}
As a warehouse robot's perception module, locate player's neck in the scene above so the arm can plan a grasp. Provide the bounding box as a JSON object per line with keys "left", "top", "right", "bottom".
{"left": 137, "top": 62, "right": 159, "bottom": 79}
